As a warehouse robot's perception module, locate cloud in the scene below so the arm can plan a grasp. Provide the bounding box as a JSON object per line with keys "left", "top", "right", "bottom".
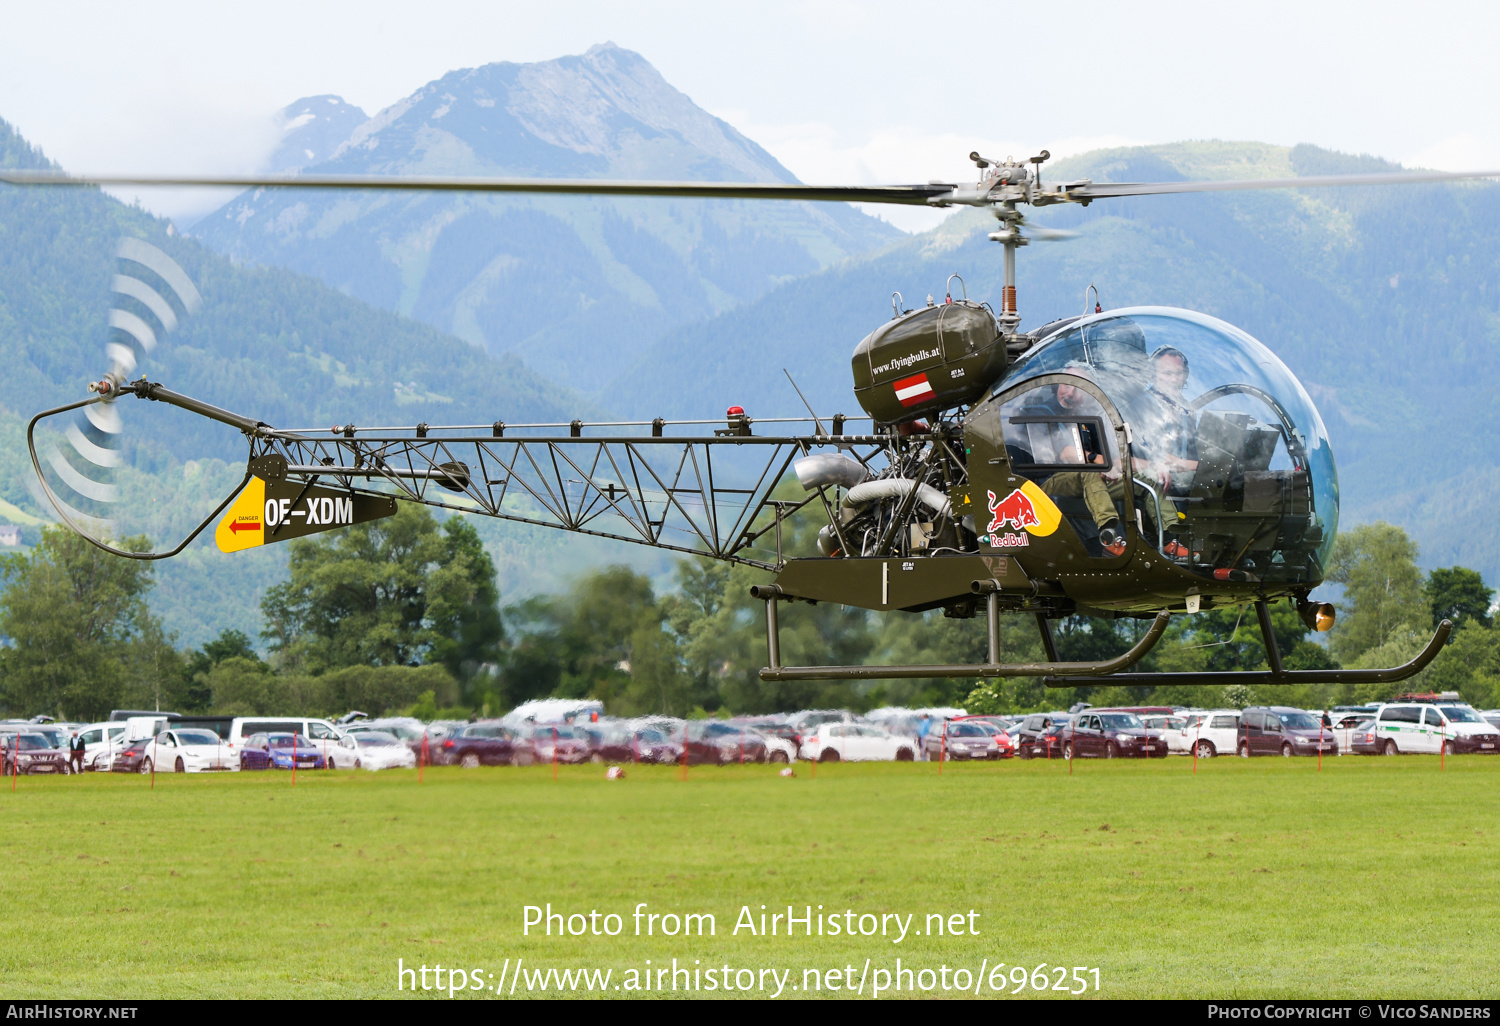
{"left": 1404, "top": 134, "right": 1500, "bottom": 173}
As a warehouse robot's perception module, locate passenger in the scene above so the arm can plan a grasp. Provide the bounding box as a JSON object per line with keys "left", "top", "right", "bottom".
{"left": 1128, "top": 346, "right": 1199, "bottom": 491}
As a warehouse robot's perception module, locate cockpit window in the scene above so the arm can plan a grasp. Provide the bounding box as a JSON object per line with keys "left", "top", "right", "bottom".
{"left": 996, "top": 308, "right": 1338, "bottom": 584}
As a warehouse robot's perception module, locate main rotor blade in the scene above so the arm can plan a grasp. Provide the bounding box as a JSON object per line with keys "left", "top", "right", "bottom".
{"left": 0, "top": 169, "right": 954, "bottom": 206}
{"left": 1066, "top": 167, "right": 1500, "bottom": 199}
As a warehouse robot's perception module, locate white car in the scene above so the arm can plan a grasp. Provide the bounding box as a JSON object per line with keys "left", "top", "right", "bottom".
{"left": 142, "top": 728, "right": 238, "bottom": 773}
{"left": 1174, "top": 710, "right": 1241, "bottom": 758}
{"left": 1370, "top": 701, "right": 1500, "bottom": 755}
{"left": 353, "top": 731, "right": 415, "bottom": 771}
{"left": 762, "top": 733, "right": 797, "bottom": 764}
{"left": 73, "top": 722, "right": 130, "bottom": 771}
{"left": 1140, "top": 714, "right": 1190, "bottom": 753}
{"left": 799, "top": 723, "right": 915, "bottom": 762}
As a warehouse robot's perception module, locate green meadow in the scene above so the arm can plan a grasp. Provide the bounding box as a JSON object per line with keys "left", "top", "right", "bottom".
{"left": 1, "top": 755, "right": 1495, "bottom": 998}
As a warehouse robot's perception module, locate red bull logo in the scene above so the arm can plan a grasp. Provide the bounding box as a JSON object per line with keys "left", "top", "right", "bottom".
{"left": 987, "top": 488, "right": 1040, "bottom": 534}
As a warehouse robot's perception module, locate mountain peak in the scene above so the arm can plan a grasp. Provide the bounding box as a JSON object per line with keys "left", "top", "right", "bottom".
{"left": 268, "top": 95, "right": 368, "bottom": 174}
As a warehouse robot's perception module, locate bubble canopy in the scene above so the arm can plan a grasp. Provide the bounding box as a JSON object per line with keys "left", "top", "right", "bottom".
{"left": 992, "top": 307, "right": 1338, "bottom": 585}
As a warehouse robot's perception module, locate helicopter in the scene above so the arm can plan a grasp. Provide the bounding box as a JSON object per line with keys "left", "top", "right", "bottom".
{"left": 9, "top": 150, "right": 1494, "bottom": 687}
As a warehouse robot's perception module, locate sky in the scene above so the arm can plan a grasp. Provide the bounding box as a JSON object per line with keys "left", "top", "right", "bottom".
{"left": 3, "top": 0, "right": 1498, "bottom": 231}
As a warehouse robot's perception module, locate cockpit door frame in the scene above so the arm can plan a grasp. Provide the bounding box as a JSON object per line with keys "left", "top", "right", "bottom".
{"left": 990, "top": 371, "right": 1139, "bottom": 559}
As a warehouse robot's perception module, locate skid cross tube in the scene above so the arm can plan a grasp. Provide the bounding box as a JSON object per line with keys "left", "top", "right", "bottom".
{"left": 755, "top": 599, "right": 1171, "bottom": 680}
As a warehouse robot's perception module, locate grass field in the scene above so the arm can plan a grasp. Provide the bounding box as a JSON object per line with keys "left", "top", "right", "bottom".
{"left": 2, "top": 754, "right": 1497, "bottom": 999}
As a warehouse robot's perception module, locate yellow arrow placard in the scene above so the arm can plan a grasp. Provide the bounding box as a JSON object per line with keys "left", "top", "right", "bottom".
{"left": 215, "top": 477, "right": 266, "bottom": 552}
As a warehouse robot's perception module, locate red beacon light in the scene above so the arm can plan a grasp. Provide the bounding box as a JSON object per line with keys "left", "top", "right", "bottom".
{"left": 726, "top": 405, "right": 744, "bottom": 416}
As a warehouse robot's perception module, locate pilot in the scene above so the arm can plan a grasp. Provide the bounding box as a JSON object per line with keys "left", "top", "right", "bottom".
{"left": 1029, "top": 370, "right": 1189, "bottom": 560}
{"left": 1026, "top": 375, "right": 1129, "bottom": 557}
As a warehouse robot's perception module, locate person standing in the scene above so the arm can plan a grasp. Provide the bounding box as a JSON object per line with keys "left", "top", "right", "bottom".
{"left": 69, "top": 731, "right": 86, "bottom": 774}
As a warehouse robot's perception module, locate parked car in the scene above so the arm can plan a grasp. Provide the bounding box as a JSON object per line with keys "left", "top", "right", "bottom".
{"left": 1368, "top": 701, "right": 1500, "bottom": 755}
{"left": 1139, "top": 713, "right": 1188, "bottom": 743}
{"left": 239, "top": 733, "right": 328, "bottom": 771}
{"left": 1323, "top": 710, "right": 1379, "bottom": 754}
{"left": 73, "top": 722, "right": 130, "bottom": 771}
{"left": 1037, "top": 721, "right": 1077, "bottom": 758}
{"left": 679, "top": 721, "right": 768, "bottom": 764}
{"left": 1175, "top": 710, "right": 1241, "bottom": 758}
{"left": 1237, "top": 707, "right": 1338, "bottom": 757}
{"left": 922, "top": 720, "right": 1002, "bottom": 761}
{"left": 111, "top": 739, "right": 152, "bottom": 773}
{"left": 624, "top": 724, "right": 685, "bottom": 765}
{"left": 1348, "top": 720, "right": 1382, "bottom": 756}
{"left": 346, "top": 719, "right": 430, "bottom": 759}
{"left": 1012, "top": 713, "right": 1071, "bottom": 759}
{"left": 440, "top": 722, "right": 522, "bottom": 767}
{"left": 227, "top": 717, "right": 360, "bottom": 768}
{"left": 353, "top": 731, "right": 414, "bottom": 771}
{"left": 800, "top": 723, "right": 915, "bottom": 762}
{"left": 1061, "top": 711, "right": 1169, "bottom": 759}
{"left": 142, "top": 728, "right": 237, "bottom": 773}
{"left": 957, "top": 718, "right": 1016, "bottom": 758}
{"left": 521, "top": 725, "right": 592, "bottom": 765}
{"left": 787, "top": 710, "right": 856, "bottom": 735}
{"left": 2, "top": 733, "right": 70, "bottom": 775}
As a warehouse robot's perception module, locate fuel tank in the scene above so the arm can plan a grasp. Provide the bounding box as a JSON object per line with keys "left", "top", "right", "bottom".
{"left": 851, "top": 300, "right": 1006, "bottom": 424}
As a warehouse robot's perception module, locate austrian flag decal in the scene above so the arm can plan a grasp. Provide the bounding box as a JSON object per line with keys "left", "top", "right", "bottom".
{"left": 893, "top": 372, "right": 934, "bottom": 407}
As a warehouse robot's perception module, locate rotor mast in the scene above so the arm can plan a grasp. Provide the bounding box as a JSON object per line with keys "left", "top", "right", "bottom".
{"left": 962, "top": 150, "right": 1051, "bottom": 335}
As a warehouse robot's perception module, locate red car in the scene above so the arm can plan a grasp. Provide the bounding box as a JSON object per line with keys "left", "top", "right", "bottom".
{"left": 111, "top": 739, "right": 151, "bottom": 773}
{"left": 440, "top": 722, "right": 523, "bottom": 767}
{"left": 1061, "top": 711, "right": 1169, "bottom": 759}
{"left": 678, "top": 721, "right": 768, "bottom": 765}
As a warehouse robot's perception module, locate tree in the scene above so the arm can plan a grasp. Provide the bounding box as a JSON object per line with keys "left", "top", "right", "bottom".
{"left": 1425, "top": 566, "right": 1493, "bottom": 632}
{"left": 0, "top": 528, "right": 160, "bottom": 720}
{"left": 1325, "top": 522, "right": 1426, "bottom": 664}
{"left": 260, "top": 504, "right": 499, "bottom": 675}
{"left": 182, "top": 628, "right": 263, "bottom": 711}
{"left": 503, "top": 566, "right": 689, "bottom": 716}
{"left": 425, "top": 518, "right": 504, "bottom": 684}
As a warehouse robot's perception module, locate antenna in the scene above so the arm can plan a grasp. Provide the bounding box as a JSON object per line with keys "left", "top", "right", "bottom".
{"left": 783, "top": 369, "right": 828, "bottom": 438}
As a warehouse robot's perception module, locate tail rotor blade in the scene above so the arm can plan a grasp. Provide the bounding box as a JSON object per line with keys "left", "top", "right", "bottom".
{"left": 66, "top": 421, "right": 123, "bottom": 468}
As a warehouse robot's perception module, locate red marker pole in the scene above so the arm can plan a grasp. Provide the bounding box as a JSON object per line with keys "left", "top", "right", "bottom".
{"left": 1441, "top": 722, "right": 1447, "bottom": 771}
{"left": 419, "top": 733, "right": 428, "bottom": 784}
{"left": 10, "top": 740, "right": 15, "bottom": 792}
